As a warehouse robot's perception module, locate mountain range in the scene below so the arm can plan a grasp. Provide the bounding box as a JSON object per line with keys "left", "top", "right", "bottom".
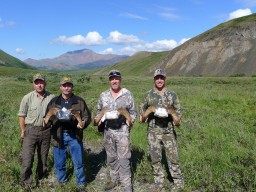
{"left": 1, "top": 13, "right": 256, "bottom": 76}
{"left": 24, "top": 49, "right": 129, "bottom": 70}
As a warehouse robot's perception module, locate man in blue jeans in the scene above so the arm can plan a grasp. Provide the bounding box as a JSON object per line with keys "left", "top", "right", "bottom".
{"left": 45, "top": 77, "right": 91, "bottom": 191}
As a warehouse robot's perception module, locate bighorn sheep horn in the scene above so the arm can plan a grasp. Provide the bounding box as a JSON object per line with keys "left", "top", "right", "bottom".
{"left": 117, "top": 108, "right": 132, "bottom": 126}
{"left": 94, "top": 108, "right": 108, "bottom": 126}
{"left": 44, "top": 108, "right": 83, "bottom": 128}
{"left": 141, "top": 105, "right": 158, "bottom": 122}
{"left": 167, "top": 106, "right": 181, "bottom": 126}
{"left": 141, "top": 105, "right": 181, "bottom": 126}
{"left": 94, "top": 108, "right": 132, "bottom": 126}
{"left": 70, "top": 109, "right": 83, "bottom": 128}
{"left": 44, "top": 107, "right": 58, "bottom": 124}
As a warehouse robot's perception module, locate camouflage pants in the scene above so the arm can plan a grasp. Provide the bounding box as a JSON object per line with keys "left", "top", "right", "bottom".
{"left": 104, "top": 126, "right": 132, "bottom": 191}
{"left": 147, "top": 130, "right": 184, "bottom": 188}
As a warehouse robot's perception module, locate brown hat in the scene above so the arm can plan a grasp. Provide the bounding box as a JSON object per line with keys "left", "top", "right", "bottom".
{"left": 33, "top": 73, "right": 46, "bottom": 82}
{"left": 60, "top": 77, "right": 73, "bottom": 85}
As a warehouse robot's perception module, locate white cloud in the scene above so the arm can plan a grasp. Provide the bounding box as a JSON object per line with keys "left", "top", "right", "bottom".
{"left": 101, "top": 48, "right": 114, "bottom": 54}
{"left": 15, "top": 48, "right": 25, "bottom": 54}
{"left": 144, "top": 39, "right": 178, "bottom": 51}
{"left": 52, "top": 30, "right": 190, "bottom": 57}
{"left": 179, "top": 38, "right": 190, "bottom": 44}
{"left": 110, "top": 38, "right": 189, "bottom": 56}
{"left": 106, "top": 31, "right": 143, "bottom": 45}
{"left": 155, "top": 5, "right": 180, "bottom": 20}
{"left": 0, "top": 17, "right": 15, "bottom": 28}
{"left": 6, "top": 21, "right": 16, "bottom": 27}
{"left": 119, "top": 12, "right": 147, "bottom": 20}
{"left": 227, "top": 8, "right": 252, "bottom": 21}
{"left": 53, "top": 31, "right": 105, "bottom": 46}
{"left": 158, "top": 12, "right": 180, "bottom": 20}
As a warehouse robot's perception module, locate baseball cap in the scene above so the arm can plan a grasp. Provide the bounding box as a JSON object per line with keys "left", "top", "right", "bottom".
{"left": 108, "top": 70, "right": 121, "bottom": 78}
{"left": 154, "top": 69, "right": 166, "bottom": 77}
{"left": 33, "top": 73, "right": 46, "bottom": 82}
{"left": 60, "top": 77, "right": 73, "bottom": 85}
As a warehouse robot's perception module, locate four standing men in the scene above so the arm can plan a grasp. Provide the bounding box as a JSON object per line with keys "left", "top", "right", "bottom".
{"left": 18, "top": 69, "right": 184, "bottom": 191}
{"left": 94, "top": 70, "right": 137, "bottom": 192}
{"left": 139, "top": 69, "right": 184, "bottom": 191}
{"left": 18, "top": 73, "right": 55, "bottom": 188}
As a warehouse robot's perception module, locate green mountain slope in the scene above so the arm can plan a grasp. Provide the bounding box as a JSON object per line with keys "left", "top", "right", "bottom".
{"left": 94, "top": 51, "right": 170, "bottom": 76}
{"left": 0, "top": 49, "right": 35, "bottom": 69}
{"left": 95, "top": 14, "right": 256, "bottom": 77}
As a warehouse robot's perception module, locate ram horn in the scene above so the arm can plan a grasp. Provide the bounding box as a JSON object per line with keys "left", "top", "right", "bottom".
{"left": 117, "top": 108, "right": 132, "bottom": 126}
{"left": 167, "top": 106, "right": 181, "bottom": 126}
{"left": 94, "top": 108, "right": 108, "bottom": 126}
{"left": 70, "top": 109, "right": 83, "bottom": 128}
{"left": 44, "top": 107, "right": 58, "bottom": 124}
{"left": 141, "top": 105, "right": 158, "bottom": 122}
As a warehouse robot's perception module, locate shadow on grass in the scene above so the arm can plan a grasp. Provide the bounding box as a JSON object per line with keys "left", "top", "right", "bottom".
{"left": 85, "top": 147, "right": 106, "bottom": 183}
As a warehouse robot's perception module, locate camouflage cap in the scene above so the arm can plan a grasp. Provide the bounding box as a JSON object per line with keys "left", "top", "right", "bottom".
{"left": 108, "top": 69, "right": 121, "bottom": 78}
{"left": 154, "top": 69, "right": 166, "bottom": 77}
{"left": 60, "top": 77, "right": 73, "bottom": 85}
{"left": 33, "top": 73, "right": 46, "bottom": 82}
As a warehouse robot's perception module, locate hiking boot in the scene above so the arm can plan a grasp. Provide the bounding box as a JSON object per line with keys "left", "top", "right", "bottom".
{"left": 104, "top": 181, "right": 117, "bottom": 191}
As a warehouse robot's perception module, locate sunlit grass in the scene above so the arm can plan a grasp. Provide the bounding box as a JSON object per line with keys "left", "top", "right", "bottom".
{"left": 0, "top": 68, "right": 255, "bottom": 191}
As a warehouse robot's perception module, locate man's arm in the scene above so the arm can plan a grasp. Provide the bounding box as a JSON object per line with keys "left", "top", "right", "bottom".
{"left": 19, "top": 116, "right": 26, "bottom": 138}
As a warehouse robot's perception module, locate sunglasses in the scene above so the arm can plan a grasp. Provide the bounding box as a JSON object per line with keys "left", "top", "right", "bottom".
{"left": 109, "top": 71, "right": 121, "bottom": 77}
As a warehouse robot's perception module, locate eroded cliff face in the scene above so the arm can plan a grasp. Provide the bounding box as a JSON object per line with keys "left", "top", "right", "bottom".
{"left": 158, "top": 23, "right": 256, "bottom": 76}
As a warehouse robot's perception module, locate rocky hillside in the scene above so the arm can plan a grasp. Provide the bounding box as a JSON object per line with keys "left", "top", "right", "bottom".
{"left": 154, "top": 14, "right": 256, "bottom": 76}
{"left": 25, "top": 49, "right": 129, "bottom": 70}
{"left": 97, "top": 14, "right": 256, "bottom": 77}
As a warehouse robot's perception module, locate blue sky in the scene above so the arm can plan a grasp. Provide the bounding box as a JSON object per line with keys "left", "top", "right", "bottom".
{"left": 0, "top": 0, "right": 255, "bottom": 61}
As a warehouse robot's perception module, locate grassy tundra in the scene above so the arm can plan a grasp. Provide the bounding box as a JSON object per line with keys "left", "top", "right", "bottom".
{"left": 0, "top": 67, "right": 255, "bottom": 191}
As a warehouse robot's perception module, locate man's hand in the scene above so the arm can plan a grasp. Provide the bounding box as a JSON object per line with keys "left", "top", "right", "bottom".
{"left": 20, "top": 136, "right": 24, "bottom": 147}
{"left": 77, "top": 120, "right": 86, "bottom": 129}
{"left": 20, "top": 131, "right": 24, "bottom": 139}
{"left": 126, "top": 119, "right": 131, "bottom": 127}
{"left": 43, "top": 118, "right": 52, "bottom": 128}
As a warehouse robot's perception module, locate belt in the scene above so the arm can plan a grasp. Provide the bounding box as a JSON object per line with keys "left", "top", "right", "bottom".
{"left": 63, "top": 129, "right": 73, "bottom": 133}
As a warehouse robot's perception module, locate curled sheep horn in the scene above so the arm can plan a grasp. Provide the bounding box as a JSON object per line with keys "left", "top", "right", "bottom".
{"left": 44, "top": 108, "right": 84, "bottom": 128}
{"left": 117, "top": 108, "right": 132, "bottom": 126}
{"left": 167, "top": 106, "right": 181, "bottom": 126}
{"left": 94, "top": 108, "right": 132, "bottom": 126}
{"left": 44, "top": 107, "right": 58, "bottom": 124}
{"left": 70, "top": 109, "right": 83, "bottom": 128}
{"left": 141, "top": 105, "right": 158, "bottom": 122}
{"left": 94, "top": 108, "right": 108, "bottom": 126}
{"left": 142, "top": 105, "right": 181, "bottom": 126}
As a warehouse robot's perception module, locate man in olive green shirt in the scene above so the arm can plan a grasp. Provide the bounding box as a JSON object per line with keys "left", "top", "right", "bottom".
{"left": 18, "top": 73, "right": 55, "bottom": 189}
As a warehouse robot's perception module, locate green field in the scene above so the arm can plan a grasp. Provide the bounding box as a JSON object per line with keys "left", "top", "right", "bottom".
{"left": 0, "top": 67, "right": 255, "bottom": 191}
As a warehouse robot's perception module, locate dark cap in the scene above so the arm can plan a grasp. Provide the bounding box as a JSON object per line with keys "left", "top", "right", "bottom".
{"left": 154, "top": 69, "right": 166, "bottom": 77}
{"left": 33, "top": 73, "right": 46, "bottom": 82}
{"left": 60, "top": 77, "right": 73, "bottom": 85}
{"left": 108, "top": 70, "right": 121, "bottom": 78}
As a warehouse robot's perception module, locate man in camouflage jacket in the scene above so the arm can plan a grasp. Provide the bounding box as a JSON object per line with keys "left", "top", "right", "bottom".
{"left": 94, "top": 70, "right": 136, "bottom": 192}
{"left": 139, "top": 69, "right": 184, "bottom": 191}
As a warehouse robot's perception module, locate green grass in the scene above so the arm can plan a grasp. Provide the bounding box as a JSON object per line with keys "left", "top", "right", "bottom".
{"left": 0, "top": 50, "right": 35, "bottom": 69}
{"left": 0, "top": 67, "right": 255, "bottom": 191}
